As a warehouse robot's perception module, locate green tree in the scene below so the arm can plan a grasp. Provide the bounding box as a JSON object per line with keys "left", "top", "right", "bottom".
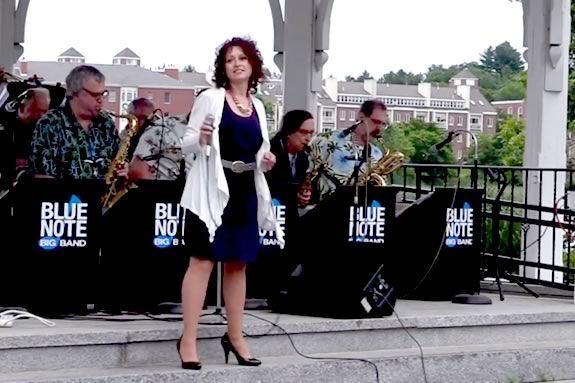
{"left": 498, "top": 118, "right": 525, "bottom": 166}
{"left": 492, "top": 80, "right": 526, "bottom": 101}
{"left": 478, "top": 117, "right": 525, "bottom": 166}
{"left": 379, "top": 123, "right": 415, "bottom": 158}
{"left": 478, "top": 133, "right": 504, "bottom": 166}
{"left": 384, "top": 120, "right": 455, "bottom": 164}
{"left": 357, "top": 70, "right": 373, "bottom": 81}
{"left": 255, "top": 94, "right": 274, "bottom": 118}
{"left": 379, "top": 70, "right": 424, "bottom": 85}
{"left": 480, "top": 46, "right": 496, "bottom": 72}
{"left": 492, "top": 41, "right": 524, "bottom": 73}
{"left": 183, "top": 65, "right": 196, "bottom": 72}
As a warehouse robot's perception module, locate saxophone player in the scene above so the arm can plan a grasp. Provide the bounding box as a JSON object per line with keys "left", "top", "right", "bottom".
{"left": 266, "top": 110, "right": 315, "bottom": 207}
{"left": 29, "top": 65, "right": 127, "bottom": 179}
{"left": 307, "top": 99, "right": 389, "bottom": 203}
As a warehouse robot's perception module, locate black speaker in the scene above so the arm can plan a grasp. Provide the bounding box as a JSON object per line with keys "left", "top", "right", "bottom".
{"left": 268, "top": 186, "right": 399, "bottom": 319}
{"left": 269, "top": 261, "right": 396, "bottom": 319}
{"left": 392, "top": 188, "right": 483, "bottom": 301}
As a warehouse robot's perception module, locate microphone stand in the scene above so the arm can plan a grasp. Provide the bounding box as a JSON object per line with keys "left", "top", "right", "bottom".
{"left": 450, "top": 129, "right": 479, "bottom": 189}
{"left": 446, "top": 129, "right": 492, "bottom": 305}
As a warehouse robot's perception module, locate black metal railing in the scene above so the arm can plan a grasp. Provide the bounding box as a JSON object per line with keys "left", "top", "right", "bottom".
{"left": 390, "top": 164, "right": 575, "bottom": 291}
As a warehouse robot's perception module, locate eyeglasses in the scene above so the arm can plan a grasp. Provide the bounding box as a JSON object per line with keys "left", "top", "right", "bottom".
{"left": 297, "top": 128, "right": 315, "bottom": 137}
{"left": 369, "top": 117, "right": 387, "bottom": 127}
{"left": 82, "top": 87, "right": 109, "bottom": 99}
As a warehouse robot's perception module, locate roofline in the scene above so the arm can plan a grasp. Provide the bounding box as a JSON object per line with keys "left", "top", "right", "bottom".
{"left": 37, "top": 80, "right": 195, "bottom": 90}
{"left": 491, "top": 100, "right": 524, "bottom": 104}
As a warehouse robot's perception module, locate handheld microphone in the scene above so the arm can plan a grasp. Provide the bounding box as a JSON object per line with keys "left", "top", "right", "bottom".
{"left": 431, "top": 132, "right": 455, "bottom": 153}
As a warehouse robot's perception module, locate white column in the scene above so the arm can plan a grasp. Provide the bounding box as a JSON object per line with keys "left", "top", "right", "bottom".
{"left": 0, "top": 0, "right": 29, "bottom": 72}
{"left": 269, "top": 0, "right": 333, "bottom": 117}
{"left": 522, "top": 0, "right": 571, "bottom": 283}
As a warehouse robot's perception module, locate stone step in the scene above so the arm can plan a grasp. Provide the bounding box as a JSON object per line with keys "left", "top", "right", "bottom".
{"left": 3, "top": 296, "right": 575, "bottom": 374}
{"left": 1, "top": 340, "right": 575, "bottom": 383}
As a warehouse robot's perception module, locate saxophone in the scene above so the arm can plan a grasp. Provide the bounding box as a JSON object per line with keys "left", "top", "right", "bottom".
{"left": 300, "top": 145, "right": 321, "bottom": 194}
{"left": 358, "top": 147, "right": 405, "bottom": 186}
{"left": 101, "top": 112, "right": 139, "bottom": 210}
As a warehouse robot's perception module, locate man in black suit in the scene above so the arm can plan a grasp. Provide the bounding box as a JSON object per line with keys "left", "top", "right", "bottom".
{"left": 266, "top": 109, "right": 315, "bottom": 207}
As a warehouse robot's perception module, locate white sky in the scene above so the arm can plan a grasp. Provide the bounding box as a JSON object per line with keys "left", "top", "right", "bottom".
{"left": 21, "top": 0, "right": 524, "bottom": 80}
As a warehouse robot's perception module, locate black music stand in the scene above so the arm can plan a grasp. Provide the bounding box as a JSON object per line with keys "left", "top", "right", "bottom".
{"left": 479, "top": 174, "right": 539, "bottom": 301}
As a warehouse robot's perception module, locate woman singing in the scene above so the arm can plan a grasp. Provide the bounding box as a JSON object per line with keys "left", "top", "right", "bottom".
{"left": 178, "top": 37, "right": 283, "bottom": 370}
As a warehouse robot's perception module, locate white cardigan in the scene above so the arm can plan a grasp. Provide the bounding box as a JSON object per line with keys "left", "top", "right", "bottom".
{"left": 180, "top": 87, "right": 284, "bottom": 248}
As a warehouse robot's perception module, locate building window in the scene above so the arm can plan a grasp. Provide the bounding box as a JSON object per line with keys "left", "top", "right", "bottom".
{"left": 415, "top": 111, "right": 427, "bottom": 122}
{"left": 164, "top": 92, "right": 172, "bottom": 104}
{"left": 457, "top": 149, "right": 463, "bottom": 160}
{"left": 339, "top": 110, "right": 346, "bottom": 120}
{"left": 449, "top": 115, "right": 454, "bottom": 125}
{"left": 470, "top": 117, "right": 480, "bottom": 125}
{"left": 457, "top": 116, "right": 463, "bottom": 125}
{"left": 434, "top": 112, "right": 447, "bottom": 129}
{"left": 120, "top": 87, "right": 138, "bottom": 114}
{"left": 147, "top": 92, "right": 153, "bottom": 100}
{"left": 457, "top": 135, "right": 463, "bottom": 143}
{"left": 107, "top": 91, "right": 116, "bottom": 103}
{"left": 518, "top": 106, "right": 523, "bottom": 117}
{"left": 507, "top": 106, "right": 513, "bottom": 115}
{"left": 323, "top": 109, "right": 334, "bottom": 123}
{"left": 487, "top": 117, "right": 493, "bottom": 127}
{"left": 348, "top": 111, "right": 355, "bottom": 121}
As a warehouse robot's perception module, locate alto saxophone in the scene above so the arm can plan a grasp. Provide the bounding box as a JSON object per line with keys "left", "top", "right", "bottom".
{"left": 358, "top": 147, "right": 405, "bottom": 186}
{"left": 300, "top": 146, "right": 321, "bottom": 194}
{"left": 101, "top": 112, "right": 139, "bottom": 210}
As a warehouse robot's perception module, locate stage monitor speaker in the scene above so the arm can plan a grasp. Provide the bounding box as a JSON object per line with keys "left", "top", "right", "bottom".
{"left": 269, "top": 261, "right": 397, "bottom": 319}
{"left": 269, "top": 185, "right": 399, "bottom": 319}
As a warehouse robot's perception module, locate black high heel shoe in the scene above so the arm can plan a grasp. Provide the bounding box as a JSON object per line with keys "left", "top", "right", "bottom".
{"left": 221, "top": 333, "right": 261, "bottom": 366}
{"left": 176, "top": 336, "right": 202, "bottom": 370}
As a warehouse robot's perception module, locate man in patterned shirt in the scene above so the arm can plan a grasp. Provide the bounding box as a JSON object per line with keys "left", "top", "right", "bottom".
{"left": 308, "top": 99, "right": 388, "bottom": 203}
{"left": 128, "top": 111, "right": 192, "bottom": 181}
{"left": 29, "top": 65, "right": 120, "bottom": 179}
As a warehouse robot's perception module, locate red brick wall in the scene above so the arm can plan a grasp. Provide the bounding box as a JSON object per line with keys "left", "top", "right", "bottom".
{"left": 138, "top": 88, "right": 195, "bottom": 116}
{"left": 392, "top": 110, "right": 414, "bottom": 123}
{"left": 483, "top": 114, "right": 497, "bottom": 135}
{"left": 336, "top": 106, "right": 359, "bottom": 129}
{"left": 447, "top": 112, "right": 468, "bottom": 159}
{"left": 493, "top": 101, "right": 525, "bottom": 120}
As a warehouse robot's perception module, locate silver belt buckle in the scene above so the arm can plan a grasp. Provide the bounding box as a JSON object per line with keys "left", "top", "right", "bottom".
{"left": 231, "top": 160, "right": 245, "bottom": 173}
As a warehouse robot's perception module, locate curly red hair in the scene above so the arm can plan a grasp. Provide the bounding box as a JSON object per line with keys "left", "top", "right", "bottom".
{"left": 213, "top": 37, "right": 265, "bottom": 94}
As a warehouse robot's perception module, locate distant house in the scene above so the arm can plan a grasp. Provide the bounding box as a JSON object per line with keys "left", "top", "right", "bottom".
{"left": 326, "top": 68, "right": 498, "bottom": 160}
{"left": 492, "top": 99, "right": 525, "bottom": 120}
{"left": 16, "top": 47, "right": 196, "bottom": 126}
{"left": 57, "top": 47, "right": 85, "bottom": 64}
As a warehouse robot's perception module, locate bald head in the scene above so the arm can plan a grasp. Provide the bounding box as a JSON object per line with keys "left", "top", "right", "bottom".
{"left": 19, "top": 88, "right": 50, "bottom": 124}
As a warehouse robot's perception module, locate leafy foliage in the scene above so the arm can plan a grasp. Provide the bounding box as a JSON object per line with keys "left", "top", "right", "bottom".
{"left": 378, "top": 120, "right": 455, "bottom": 164}
{"left": 478, "top": 117, "right": 525, "bottom": 166}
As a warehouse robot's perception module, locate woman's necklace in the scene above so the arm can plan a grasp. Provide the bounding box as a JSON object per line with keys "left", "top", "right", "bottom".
{"left": 229, "top": 92, "right": 253, "bottom": 116}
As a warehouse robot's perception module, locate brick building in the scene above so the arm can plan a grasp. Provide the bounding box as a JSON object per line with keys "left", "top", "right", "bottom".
{"left": 323, "top": 68, "right": 498, "bottom": 160}
{"left": 16, "top": 47, "right": 196, "bottom": 126}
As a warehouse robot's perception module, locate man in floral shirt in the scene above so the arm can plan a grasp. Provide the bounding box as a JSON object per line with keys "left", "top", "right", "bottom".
{"left": 128, "top": 113, "right": 192, "bottom": 181}
{"left": 29, "top": 65, "right": 119, "bottom": 179}
{"left": 308, "top": 99, "right": 388, "bottom": 203}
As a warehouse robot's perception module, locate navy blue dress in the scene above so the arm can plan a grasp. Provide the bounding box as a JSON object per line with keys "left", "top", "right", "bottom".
{"left": 187, "top": 100, "right": 263, "bottom": 263}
